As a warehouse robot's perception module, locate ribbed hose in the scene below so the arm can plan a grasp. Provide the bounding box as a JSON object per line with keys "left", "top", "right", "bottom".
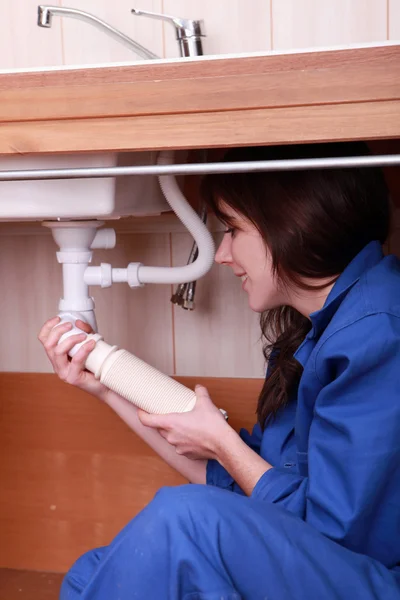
{"left": 57, "top": 314, "right": 197, "bottom": 414}
{"left": 99, "top": 349, "right": 197, "bottom": 414}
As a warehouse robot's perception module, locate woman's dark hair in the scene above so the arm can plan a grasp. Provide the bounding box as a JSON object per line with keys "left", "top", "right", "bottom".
{"left": 200, "top": 142, "right": 390, "bottom": 429}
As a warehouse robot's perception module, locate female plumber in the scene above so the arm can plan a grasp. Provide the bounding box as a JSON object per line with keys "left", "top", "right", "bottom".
{"left": 39, "top": 142, "right": 400, "bottom": 600}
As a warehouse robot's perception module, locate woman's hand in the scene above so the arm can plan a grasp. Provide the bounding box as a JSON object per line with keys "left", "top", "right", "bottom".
{"left": 137, "top": 385, "right": 231, "bottom": 460}
{"left": 38, "top": 316, "right": 109, "bottom": 400}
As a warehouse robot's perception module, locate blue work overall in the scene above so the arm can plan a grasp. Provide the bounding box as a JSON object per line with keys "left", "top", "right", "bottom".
{"left": 61, "top": 242, "right": 400, "bottom": 600}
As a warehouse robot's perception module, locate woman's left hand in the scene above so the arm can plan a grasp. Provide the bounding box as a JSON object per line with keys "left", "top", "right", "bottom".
{"left": 137, "top": 385, "right": 230, "bottom": 461}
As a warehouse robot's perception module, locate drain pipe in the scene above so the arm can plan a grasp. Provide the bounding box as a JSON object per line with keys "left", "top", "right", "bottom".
{"left": 44, "top": 220, "right": 116, "bottom": 331}
{"left": 84, "top": 151, "right": 215, "bottom": 288}
{"left": 50, "top": 152, "right": 215, "bottom": 414}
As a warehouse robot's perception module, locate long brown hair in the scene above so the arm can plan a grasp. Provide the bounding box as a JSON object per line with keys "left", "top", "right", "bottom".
{"left": 201, "top": 142, "right": 390, "bottom": 429}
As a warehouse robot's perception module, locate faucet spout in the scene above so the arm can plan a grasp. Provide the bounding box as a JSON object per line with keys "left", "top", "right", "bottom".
{"left": 37, "top": 5, "right": 159, "bottom": 60}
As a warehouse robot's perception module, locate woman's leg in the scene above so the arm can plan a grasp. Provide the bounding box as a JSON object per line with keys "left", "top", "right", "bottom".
{"left": 60, "top": 548, "right": 107, "bottom": 599}
{"left": 61, "top": 485, "right": 400, "bottom": 600}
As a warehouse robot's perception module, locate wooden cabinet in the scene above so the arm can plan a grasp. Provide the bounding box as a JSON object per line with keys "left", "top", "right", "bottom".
{"left": 1, "top": 44, "right": 399, "bottom": 154}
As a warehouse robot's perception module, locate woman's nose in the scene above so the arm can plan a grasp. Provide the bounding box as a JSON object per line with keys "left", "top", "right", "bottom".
{"left": 215, "top": 234, "right": 232, "bottom": 265}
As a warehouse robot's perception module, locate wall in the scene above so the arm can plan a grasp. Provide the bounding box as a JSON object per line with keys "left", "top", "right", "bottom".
{"left": 0, "top": 1, "right": 398, "bottom": 378}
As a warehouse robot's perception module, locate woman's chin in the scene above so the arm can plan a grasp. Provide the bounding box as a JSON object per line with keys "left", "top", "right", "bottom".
{"left": 247, "top": 291, "right": 278, "bottom": 313}
{"left": 247, "top": 296, "right": 265, "bottom": 313}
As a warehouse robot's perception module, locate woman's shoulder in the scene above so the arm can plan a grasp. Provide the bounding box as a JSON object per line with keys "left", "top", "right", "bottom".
{"left": 330, "top": 254, "right": 400, "bottom": 333}
{"left": 361, "top": 253, "right": 400, "bottom": 310}
{"left": 312, "top": 257, "right": 400, "bottom": 374}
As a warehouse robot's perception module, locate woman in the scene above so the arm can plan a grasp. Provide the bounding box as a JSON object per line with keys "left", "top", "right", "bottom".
{"left": 39, "top": 142, "right": 400, "bottom": 599}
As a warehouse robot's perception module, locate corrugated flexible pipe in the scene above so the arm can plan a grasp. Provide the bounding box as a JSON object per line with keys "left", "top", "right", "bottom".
{"left": 58, "top": 313, "right": 197, "bottom": 413}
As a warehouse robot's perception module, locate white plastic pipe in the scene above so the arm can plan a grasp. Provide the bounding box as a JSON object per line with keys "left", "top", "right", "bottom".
{"left": 90, "top": 228, "right": 116, "bottom": 250}
{"left": 83, "top": 152, "right": 215, "bottom": 287}
{"left": 135, "top": 151, "right": 215, "bottom": 285}
{"left": 44, "top": 221, "right": 112, "bottom": 331}
{"left": 62, "top": 263, "right": 91, "bottom": 305}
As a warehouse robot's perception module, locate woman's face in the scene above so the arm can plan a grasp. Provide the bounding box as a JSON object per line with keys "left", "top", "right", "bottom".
{"left": 215, "top": 205, "right": 286, "bottom": 313}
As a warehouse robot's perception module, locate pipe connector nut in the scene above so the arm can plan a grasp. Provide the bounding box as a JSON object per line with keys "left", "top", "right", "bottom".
{"left": 84, "top": 264, "right": 112, "bottom": 288}
{"left": 57, "top": 250, "right": 93, "bottom": 265}
{"left": 127, "top": 263, "right": 144, "bottom": 288}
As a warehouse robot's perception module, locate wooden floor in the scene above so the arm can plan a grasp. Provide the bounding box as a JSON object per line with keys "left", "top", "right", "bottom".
{"left": 0, "top": 569, "right": 64, "bottom": 600}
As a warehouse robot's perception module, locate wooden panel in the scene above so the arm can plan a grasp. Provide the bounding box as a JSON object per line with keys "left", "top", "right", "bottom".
{"left": 272, "top": 0, "right": 387, "bottom": 50}
{"left": 0, "top": 232, "right": 174, "bottom": 374}
{"left": 1, "top": 45, "right": 398, "bottom": 120}
{"left": 60, "top": 0, "right": 164, "bottom": 65}
{"left": 172, "top": 232, "right": 265, "bottom": 377}
{"left": 1, "top": 99, "right": 399, "bottom": 155}
{"left": 1, "top": 44, "right": 396, "bottom": 89}
{"left": 1, "top": 45, "right": 399, "bottom": 154}
{"left": 1, "top": 60, "right": 398, "bottom": 123}
{"left": 0, "top": 569, "right": 63, "bottom": 599}
{"left": 389, "top": 0, "right": 400, "bottom": 39}
{"left": 0, "top": 373, "right": 263, "bottom": 571}
{"left": 162, "top": 0, "right": 271, "bottom": 58}
{"left": 0, "top": 0, "right": 64, "bottom": 70}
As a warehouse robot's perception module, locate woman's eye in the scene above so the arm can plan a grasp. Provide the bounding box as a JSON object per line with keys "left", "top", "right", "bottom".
{"left": 224, "top": 228, "right": 236, "bottom": 236}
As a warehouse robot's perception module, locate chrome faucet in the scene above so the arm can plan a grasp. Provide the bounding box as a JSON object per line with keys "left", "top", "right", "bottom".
{"left": 131, "top": 9, "right": 205, "bottom": 58}
{"left": 37, "top": 5, "right": 159, "bottom": 60}
{"left": 37, "top": 6, "right": 206, "bottom": 60}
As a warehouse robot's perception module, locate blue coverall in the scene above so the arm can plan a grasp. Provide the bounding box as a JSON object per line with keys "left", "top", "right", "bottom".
{"left": 61, "top": 241, "right": 400, "bottom": 599}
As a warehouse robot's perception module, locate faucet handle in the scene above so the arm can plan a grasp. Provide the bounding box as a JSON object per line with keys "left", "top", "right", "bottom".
{"left": 131, "top": 8, "right": 205, "bottom": 41}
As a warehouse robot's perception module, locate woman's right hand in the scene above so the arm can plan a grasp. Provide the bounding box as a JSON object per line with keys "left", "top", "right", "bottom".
{"left": 38, "top": 316, "right": 109, "bottom": 400}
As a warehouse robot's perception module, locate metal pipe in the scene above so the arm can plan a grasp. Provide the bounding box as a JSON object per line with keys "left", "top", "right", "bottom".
{"left": 1, "top": 154, "right": 400, "bottom": 182}
{"left": 171, "top": 217, "right": 202, "bottom": 308}
{"left": 37, "top": 5, "right": 159, "bottom": 60}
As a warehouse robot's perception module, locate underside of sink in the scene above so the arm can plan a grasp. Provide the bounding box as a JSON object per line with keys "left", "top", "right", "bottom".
{"left": 0, "top": 151, "right": 170, "bottom": 221}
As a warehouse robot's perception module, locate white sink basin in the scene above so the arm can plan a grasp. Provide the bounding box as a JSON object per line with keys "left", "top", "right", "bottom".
{"left": 0, "top": 151, "right": 170, "bottom": 221}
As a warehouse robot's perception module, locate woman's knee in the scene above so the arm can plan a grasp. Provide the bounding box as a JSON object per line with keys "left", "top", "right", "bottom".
{"left": 149, "top": 484, "right": 244, "bottom": 540}
{"left": 60, "top": 547, "right": 107, "bottom": 599}
{"left": 151, "top": 484, "right": 229, "bottom": 519}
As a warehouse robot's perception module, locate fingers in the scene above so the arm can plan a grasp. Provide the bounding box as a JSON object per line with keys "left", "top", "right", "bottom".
{"left": 67, "top": 339, "right": 97, "bottom": 382}
{"left": 53, "top": 332, "right": 87, "bottom": 358}
{"left": 38, "top": 316, "right": 61, "bottom": 343}
{"left": 43, "top": 321, "right": 73, "bottom": 351}
{"left": 195, "top": 384, "right": 210, "bottom": 396}
{"left": 38, "top": 315, "right": 98, "bottom": 389}
{"left": 47, "top": 333, "right": 86, "bottom": 379}
{"left": 138, "top": 410, "right": 171, "bottom": 430}
{"left": 75, "top": 320, "right": 94, "bottom": 334}
{"left": 38, "top": 317, "right": 92, "bottom": 347}
{"left": 72, "top": 338, "right": 96, "bottom": 362}
{"left": 194, "top": 384, "right": 212, "bottom": 402}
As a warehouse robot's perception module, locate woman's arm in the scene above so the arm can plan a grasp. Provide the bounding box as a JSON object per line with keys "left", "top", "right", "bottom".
{"left": 214, "top": 426, "right": 272, "bottom": 496}
{"left": 104, "top": 389, "right": 207, "bottom": 484}
{"left": 138, "top": 385, "right": 272, "bottom": 495}
{"left": 38, "top": 316, "right": 271, "bottom": 490}
{"left": 38, "top": 317, "right": 207, "bottom": 484}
